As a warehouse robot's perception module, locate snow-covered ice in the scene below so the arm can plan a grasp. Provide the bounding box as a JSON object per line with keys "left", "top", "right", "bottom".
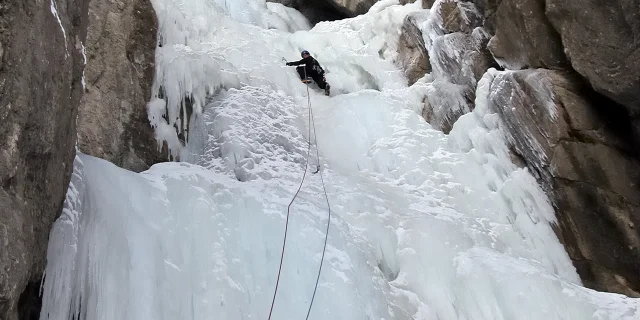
{"left": 41, "top": 0, "right": 640, "bottom": 319}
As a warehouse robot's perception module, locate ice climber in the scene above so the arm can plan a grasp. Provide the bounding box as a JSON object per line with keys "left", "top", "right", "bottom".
{"left": 286, "top": 50, "right": 331, "bottom": 96}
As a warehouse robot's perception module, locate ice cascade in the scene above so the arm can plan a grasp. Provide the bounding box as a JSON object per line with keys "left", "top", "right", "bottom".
{"left": 40, "top": 0, "right": 640, "bottom": 319}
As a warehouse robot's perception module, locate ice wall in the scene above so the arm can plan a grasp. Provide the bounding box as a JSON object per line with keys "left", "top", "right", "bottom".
{"left": 40, "top": 0, "right": 640, "bottom": 319}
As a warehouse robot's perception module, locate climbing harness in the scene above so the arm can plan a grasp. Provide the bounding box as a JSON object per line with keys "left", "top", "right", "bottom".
{"left": 268, "top": 61, "right": 332, "bottom": 320}
{"left": 283, "top": 57, "right": 313, "bottom": 85}
{"left": 282, "top": 56, "right": 327, "bottom": 91}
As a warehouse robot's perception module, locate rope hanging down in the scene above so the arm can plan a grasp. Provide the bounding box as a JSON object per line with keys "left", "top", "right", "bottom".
{"left": 267, "top": 62, "right": 332, "bottom": 320}
{"left": 304, "top": 91, "right": 332, "bottom": 320}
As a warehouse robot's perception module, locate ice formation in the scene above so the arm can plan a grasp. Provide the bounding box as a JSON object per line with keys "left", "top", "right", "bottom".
{"left": 50, "top": 0, "right": 69, "bottom": 58}
{"left": 81, "top": 42, "right": 87, "bottom": 89}
{"left": 41, "top": 0, "right": 640, "bottom": 319}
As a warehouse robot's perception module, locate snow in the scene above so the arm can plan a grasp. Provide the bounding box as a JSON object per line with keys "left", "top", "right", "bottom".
{"left": 41, "top": 0, "right": 640, "bottom": 319}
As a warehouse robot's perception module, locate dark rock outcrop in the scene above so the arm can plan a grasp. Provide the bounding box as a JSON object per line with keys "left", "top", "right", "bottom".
{"left": 326, "top": 0, "right": 379, "bottom": 16}
{"left": 545, "top": 0, "right": 640, "bottom": 138}
{"left": 488, "top": 69, "right": 640, "bottom": 297}
{"left": 482, "top": 0, "right": 640, "bottom": 296}
{"left": 469, "top": 0, "right": 502, "bottom": 33}
{"left": 396, "top": 11, "right": 431, "bottom": 85}
{"left": 437, "top": 0, "right": 482, "bottom": 34}
{"left": 422, "top": 0, "right": 436, "bottom": 9}
{"left": 0, "top": 0, "right": 89, "bottom": 318}
{"left": 413, "top": 0, "right": 640, "bottom": 298}
{"left": 487, "top": 0, "right": 567, "bottom": 70}
{"left": 77, "top": 0, "right": 165, "bottom": 172}
{"left": 267, "top": 0, "right": 359, "bottom": 24}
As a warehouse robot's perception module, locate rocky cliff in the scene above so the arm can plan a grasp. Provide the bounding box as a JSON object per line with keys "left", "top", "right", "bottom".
{"left": 77, "top": 0, "right": 164, "bottom": 172}
{"left": 0, "top": 0, "right": 637, "bottom": 318}
{"left": 411, "top": 0, "right": 496, "bottom": 133}
{"left": 0, "top": 0, "right": 89, "bottom": 318}
{"left": 487, "top": 69, "right": 640, "bottom": 296}
{"left": 396, "top": 11, "right": 431, "bottom": 86}
{"left": 545, "top": 0, "right": 640, "bottom": 144}
{"left": 1, "top": 0, "right": 163, "bottom": 317}
{"left": 397, "top": 0, "right": 640, "bottom": 296}
{"left": 485, "top": 0, "right": 640, "bottom": 296}
{"left": 267, "top": 0, "right": 372, "bottom": 24}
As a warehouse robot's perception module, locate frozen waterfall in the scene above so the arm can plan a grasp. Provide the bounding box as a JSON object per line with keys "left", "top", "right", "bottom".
{"left": 40, "top": 0, "right": 640, "bottom": 319}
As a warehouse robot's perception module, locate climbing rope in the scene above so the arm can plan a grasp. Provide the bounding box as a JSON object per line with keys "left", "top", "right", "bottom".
{"left": 268, "top": 62, "right": 332, "bottom": 320}
{"left": 304, "top": 95, "right": 332, "bottom": 320}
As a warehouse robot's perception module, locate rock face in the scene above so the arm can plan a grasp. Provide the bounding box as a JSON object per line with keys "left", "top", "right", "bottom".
{"left": 469, "top": 0, "right": 502, "bottom": 33}
{"left": 487, "top": 0, "right": 567, "bottom": 70}
{"left": 410, "top": 0, "right": 640, "bottom": 297}
{"left": 488, "top": 69, "right": 640, "bottom": 297}
{"left": 437, "top": 0, "right": 482, "bottom": 34}
{"left": 0, "top": 0, "right": 89, "bottom": 318}
{"left": 396, "top": 12, "right": 431, "bottom": 85}
{"left": 77, "top": 0, "right": 164, "bottom": 172}
{"left": 482, "top": 0, "right": 640, "bottom": 296}
{"left": 327, "top": 0, "right": 379, "bottom": 16}
{"left": 267, "top": 0, "right": 360, "bottom": 24}
{"left": 418, "top": 0, "right": 496, "bottom": 133}
{"left": 422, "top": 0, "right": 436, "bottom": 8}
{"left": 546, "top": 0, "right": 640, "bottom": 131}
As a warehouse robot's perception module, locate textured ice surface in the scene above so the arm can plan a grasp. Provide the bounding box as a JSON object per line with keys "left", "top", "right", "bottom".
{"left": 41, "top": 0, "right": 640, "bottom": 319}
